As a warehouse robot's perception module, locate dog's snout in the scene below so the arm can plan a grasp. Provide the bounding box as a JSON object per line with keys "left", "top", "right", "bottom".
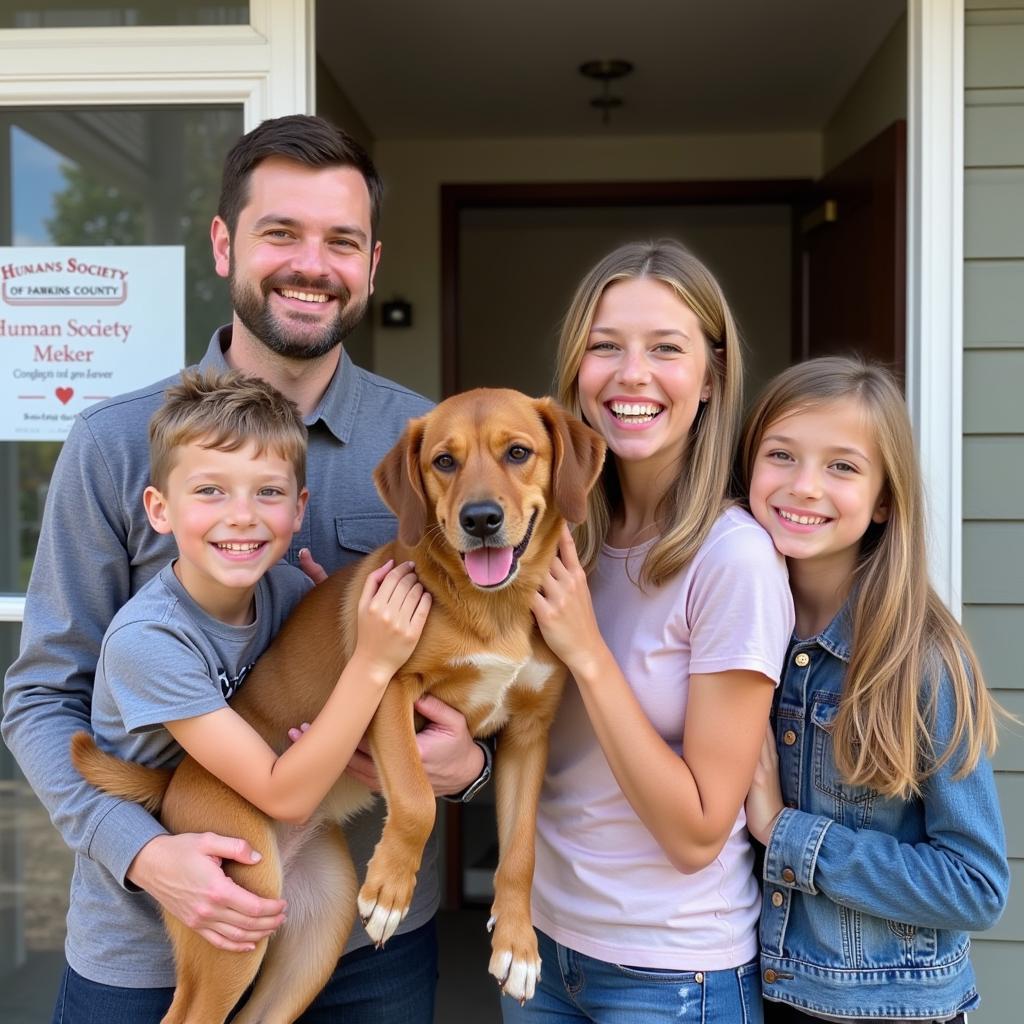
{"left": 460, "top": 501, "right": 504, "bottom": 539}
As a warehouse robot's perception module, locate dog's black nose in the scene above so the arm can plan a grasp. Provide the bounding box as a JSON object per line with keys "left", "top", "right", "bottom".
{"left": 460, "top": 501, "right": 504, "bottom": 538}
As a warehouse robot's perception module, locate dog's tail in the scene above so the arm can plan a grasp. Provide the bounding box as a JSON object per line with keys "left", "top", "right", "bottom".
{"left": 70, "top": 731, "right": 172, "bottom": 814}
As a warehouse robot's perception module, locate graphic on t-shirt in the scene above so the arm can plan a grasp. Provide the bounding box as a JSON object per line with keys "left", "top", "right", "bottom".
{"left": 218, "top": 662, "right": 255, "bottom": 700}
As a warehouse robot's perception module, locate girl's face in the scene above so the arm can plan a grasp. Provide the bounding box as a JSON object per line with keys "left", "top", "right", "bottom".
{"left": 577, "top": 277, "right": 711, "bottom": 475}
{"left": 748, "top": 397, "right": 889, "bottom": 574}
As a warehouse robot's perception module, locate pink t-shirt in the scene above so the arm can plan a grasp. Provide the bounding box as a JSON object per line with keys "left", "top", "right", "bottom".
{"left": 531, "top": 506, "right": 794, "bottom": 970}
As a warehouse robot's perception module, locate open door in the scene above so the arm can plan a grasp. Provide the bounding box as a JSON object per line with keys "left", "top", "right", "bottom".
{"left": 795, "top": 120, "right": 906, "bottom": 378}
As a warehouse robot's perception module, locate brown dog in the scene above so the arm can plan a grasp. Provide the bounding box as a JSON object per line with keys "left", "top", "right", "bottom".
{"left": 72, "top": 387, "right": 605, "bottom": 1024}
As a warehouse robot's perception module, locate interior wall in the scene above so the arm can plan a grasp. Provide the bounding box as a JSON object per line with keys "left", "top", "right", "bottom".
{"left": 459, "top": 204, "right": 793, "bottom": 404}
{"left": 822, "top": 11, "right": 907, "bottom": 173}
{"left": 314, "top": 59, "right": 376, "bottom": 369}
{"left": 372, "top": 132, "right": 821, "bottom": 400}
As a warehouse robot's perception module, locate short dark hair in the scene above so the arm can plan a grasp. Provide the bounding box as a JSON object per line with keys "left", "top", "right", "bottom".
{"left": 217, "top": 114, "right": 383, "bottom": 239}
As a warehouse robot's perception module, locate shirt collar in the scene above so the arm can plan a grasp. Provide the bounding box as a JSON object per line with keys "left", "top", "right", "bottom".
{"left": 198, "top": 324, "right": 361, "bottom": 445}
{"left": 811, "top": 603, "right": 854, "bottom": 664}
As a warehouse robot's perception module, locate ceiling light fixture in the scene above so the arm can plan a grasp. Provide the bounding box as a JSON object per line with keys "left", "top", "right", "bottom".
{"left": 579, "top": 59, "right": 634, "bottom": 125}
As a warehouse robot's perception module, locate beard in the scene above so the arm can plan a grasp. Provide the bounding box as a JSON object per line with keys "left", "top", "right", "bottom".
{"left": 230, "top": 268, "right": 368, "bottom": 361}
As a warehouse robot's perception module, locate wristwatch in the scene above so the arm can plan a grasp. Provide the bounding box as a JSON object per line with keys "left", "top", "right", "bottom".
{"left": 447, "top": 737, "right": 493, "bottom": 803}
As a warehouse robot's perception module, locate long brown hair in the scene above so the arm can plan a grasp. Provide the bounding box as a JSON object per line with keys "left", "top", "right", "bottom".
{"left": 555, "top": 239, "right": 744, "bottom": 587}
{"left": 739, "top": 357, "right": 999, "bottom": 798}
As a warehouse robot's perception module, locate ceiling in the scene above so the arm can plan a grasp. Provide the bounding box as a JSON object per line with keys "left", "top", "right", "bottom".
{"left": 316, "top": 0, "right": 906, "bottom": 140}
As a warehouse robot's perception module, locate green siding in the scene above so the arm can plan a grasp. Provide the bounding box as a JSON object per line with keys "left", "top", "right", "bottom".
{"left": 964, "top": 169, "right": 1024, "bottom": 258}
{"left": 964, "top": 261, "right": 1024, "bottom": 346}
{"left": 964, "top": 8, "right": 1024, "bottom": 1019}
{"left": 963, "top": 351, "right": 1024, "bottom": 432}
{"left": 963, "top": 524, "right": 1024, "bottom": 603}
{"left": 964, "top": 606, "right": 1024, "bottom": 689}
{"left": 963, "top": 437, "right": 1024, "bottom": 518}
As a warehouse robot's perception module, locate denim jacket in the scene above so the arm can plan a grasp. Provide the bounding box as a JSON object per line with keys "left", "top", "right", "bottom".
{"left": 759, "top": 607, "right": 1009, "bottom": 1020}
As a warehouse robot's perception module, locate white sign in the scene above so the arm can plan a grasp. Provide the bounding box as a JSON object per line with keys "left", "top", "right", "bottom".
{"left": 0, "top": 246, "right": 185, "bottom": 441}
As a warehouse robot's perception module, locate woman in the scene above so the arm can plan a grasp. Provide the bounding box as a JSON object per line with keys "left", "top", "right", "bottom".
{"left": 504, "top": 240, "right": 793, "bottom": 1023}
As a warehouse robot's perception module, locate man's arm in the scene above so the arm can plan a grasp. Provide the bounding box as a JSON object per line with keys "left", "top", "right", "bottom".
{"left": 2, "top": 415, "right": 284, "bottom": 950}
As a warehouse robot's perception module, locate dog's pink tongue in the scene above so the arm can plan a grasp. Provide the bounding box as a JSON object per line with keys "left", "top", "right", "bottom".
{"left": 464, "top": 546, "right": 514, "bottom": 586}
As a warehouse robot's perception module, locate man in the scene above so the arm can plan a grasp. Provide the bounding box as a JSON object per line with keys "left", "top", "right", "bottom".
{"left": 3, "top": 114, "right": 489, "bottom": 1022}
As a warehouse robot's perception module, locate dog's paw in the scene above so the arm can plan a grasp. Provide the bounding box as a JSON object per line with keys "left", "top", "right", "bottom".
{"left": 357, "top": 888, "right": 410, "bottom": 947}
{"left": 489, "top": 946, "right": 542, "bottom": 1004}
{"left": 487, "top": 914, "right": 542, "bottom": 1004}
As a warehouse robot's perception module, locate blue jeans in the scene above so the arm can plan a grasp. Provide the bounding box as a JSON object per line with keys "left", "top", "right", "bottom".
{"left": 501, "top": 929, "right": 762, "bottom": 1024}
{"left": 51, "top": 919, "right": 438, "bottom": 1023}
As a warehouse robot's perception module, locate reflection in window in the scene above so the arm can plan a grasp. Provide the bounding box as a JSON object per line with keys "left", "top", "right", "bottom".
{"left": 2, "top": 1, "right": 248, "bottom": 28}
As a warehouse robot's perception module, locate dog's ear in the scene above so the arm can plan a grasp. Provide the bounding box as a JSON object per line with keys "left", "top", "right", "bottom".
{"left": 536, "top": 398, "right": 606, "bottom": 524}
{"left": 374, "top": 417, "right": 428, "bottom": 546}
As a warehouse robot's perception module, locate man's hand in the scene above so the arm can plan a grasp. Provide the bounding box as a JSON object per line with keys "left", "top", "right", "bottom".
{"left": 299, "top": 548, "right": 328, "bottom": 585}
{"left": 127, "top": 832, "right": 287, "bottom": 951}
{"left": 345, "top": 694, "right": 484, "bottom": 797}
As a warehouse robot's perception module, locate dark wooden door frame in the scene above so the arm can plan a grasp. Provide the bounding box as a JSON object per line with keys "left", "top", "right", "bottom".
{"left": 440, "top": 178, "right": 814, "bottom": 398}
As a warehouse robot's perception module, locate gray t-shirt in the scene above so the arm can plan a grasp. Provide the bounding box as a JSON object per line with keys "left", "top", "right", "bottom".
{"left": 2, "top": 325, "right": 435, "bottom": 987}
{"left": 67, "top": 562, "right": 312, "bottom": 986}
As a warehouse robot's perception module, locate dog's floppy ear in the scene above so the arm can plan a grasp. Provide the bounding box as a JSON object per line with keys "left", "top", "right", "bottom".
{"left": 374, "top": 417, "right": 429, "bottom": 546}
{"left": 536, "top": 398, "right": 606, "bottom": 524}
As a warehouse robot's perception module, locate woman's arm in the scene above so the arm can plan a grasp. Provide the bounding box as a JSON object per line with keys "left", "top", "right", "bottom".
{"left": 532, "top": 525, "right": 776, "bottom": 873}
{"left": 168, "top": 560, "right": 430, "bottom": 825}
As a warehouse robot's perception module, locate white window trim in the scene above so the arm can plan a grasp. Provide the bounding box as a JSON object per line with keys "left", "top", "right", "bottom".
{"left": 0, "top": 0, "right": 313, "bottom": 624}
{"left": 906, "top": 0, "right": 964, "bottom": 617}
{"left": 0, "top": 0, "right": 314, "bottom": 129}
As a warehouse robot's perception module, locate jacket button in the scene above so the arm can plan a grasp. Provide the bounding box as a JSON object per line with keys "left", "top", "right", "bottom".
{"left": 763, "top": 969, "right": 778, "bottom": 984}
{"left": 794, "top": 652, "right": 810, "bottom": 667}
{"left": 781, "top": 867, "right": 796, "bottom": 883}
{"left": 771, "top": 891, "right": 784, "bottom": 907}
{"left": 782, "top": 729, "right": 797, "bottom": 746}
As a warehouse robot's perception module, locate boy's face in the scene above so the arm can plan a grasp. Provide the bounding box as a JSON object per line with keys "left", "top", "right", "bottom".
{"left": 144, "top": 439, "right": 307, "bottom": 622}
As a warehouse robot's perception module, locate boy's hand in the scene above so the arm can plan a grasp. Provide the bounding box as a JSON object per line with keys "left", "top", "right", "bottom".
{"left": 353, "top": 560, "right": 431, "bottom": 680}
{"left": 127, "top": 832, "right": 287, "bottom": 951}
{"left": 745, "top": 723, "right": 785, "bottom": 845}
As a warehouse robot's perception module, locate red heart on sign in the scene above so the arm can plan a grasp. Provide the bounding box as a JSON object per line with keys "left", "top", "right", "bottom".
{"left": 55, "top": 387, "right": 74, "bottom": 405}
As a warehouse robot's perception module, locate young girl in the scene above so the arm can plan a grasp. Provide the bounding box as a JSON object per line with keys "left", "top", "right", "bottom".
{"left": 741, "top": 357, "right": 1010, "bottom": 1023}
{"left": 503, "top": 240, "right": 794, "bottom": 1023}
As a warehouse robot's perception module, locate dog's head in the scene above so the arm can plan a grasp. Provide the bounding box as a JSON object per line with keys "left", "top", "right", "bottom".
{"left": 374, "top": 388, "right": 606, "bottom": 590}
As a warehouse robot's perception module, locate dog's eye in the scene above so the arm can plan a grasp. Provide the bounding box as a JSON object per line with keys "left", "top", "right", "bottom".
{"left": 433, "top": 453, "right": 456, "bottom": 471}
{"left": 507, "top": 445, "right": 531, "bottom": 463}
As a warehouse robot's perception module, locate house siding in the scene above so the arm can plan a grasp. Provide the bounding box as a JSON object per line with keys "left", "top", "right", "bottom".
{"left": 963, "top": 3, "right": 1024, "bottom": 1020}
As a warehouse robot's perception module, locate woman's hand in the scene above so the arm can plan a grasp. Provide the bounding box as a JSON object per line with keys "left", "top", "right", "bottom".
{"left": 745, "top": 723, "right": 785, "bottom": 845}
{"left": 351, "top": 560, "right": 431, "bottom": 681}
{"left": 530, "top": 524, "right": 605, "bottom": 678}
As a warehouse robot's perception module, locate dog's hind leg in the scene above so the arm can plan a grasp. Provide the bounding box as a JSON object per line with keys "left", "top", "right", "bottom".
{"left": 158, "top": 766, "right": 283, "bottom": 1024}
{"left": 231, "top": 823, "right": 358, "bottom": 1024}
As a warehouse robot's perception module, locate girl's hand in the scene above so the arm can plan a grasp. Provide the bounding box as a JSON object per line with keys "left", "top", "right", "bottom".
{"left": 745, "top": 723, "right": 785, "bottom": 845}
{"left": 353, "top": 560, "right": 431, "bottom": 680}
{"left": 530, "top": 524, "right": 604, "bottom": 678}
{"left": 287, "top": 722, "right": 311, "bottom": 744}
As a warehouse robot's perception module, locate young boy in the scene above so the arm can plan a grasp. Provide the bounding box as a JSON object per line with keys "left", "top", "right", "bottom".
{"left": 69, "top": 369, "right": 430, "bottom": 1003}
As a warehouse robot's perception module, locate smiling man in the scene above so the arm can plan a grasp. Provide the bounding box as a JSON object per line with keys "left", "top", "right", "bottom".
{"left": 3, "top": 115, "right": 491, "bottom": 1024}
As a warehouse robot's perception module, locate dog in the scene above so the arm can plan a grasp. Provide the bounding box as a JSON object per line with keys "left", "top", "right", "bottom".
{"left": 72, "top": 387, "right": 606, "bottom": 1024}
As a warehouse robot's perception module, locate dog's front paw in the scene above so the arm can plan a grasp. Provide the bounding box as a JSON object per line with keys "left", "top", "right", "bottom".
{"left": 487, "top": 913, "right": 542, "bottom": 1004}
{"left": 357, "top": 870, "right": 414, "bottom": 947}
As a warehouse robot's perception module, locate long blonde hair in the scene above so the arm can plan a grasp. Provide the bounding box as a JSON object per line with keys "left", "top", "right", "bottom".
{"left": 739, "top": 357, "right": 998, "bottom": 798}
{"left": 555, "top": 240, "right": 744, "bottom": 587}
